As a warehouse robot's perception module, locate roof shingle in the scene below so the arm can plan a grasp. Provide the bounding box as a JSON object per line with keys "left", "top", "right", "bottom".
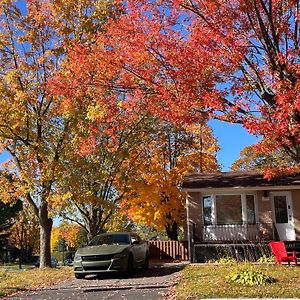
{"left": 182, "top": 171, "right": 300, "bottom": 189}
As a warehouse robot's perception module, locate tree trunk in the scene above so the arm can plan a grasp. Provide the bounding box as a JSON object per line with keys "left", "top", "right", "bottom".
{"left": 86, "top": 209, "right": 105, "bottom": 242}
{"left": 165, "top": 221, "right": 178, "bottom": 241}
{"left": 87, "top": 230, "right": 94, "bottom": 243}
{"left": 87, "top": 221, "right": 100, "bottom": 243}
{"left": 39, "top": 202, "right": 53, "bottom": 268}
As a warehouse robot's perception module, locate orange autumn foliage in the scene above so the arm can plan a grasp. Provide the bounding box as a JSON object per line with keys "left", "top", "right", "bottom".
{"left": 53, "top": 0, "right": 300, "bottom": 178}
{"left": 121, "top": 123, "right": 219, "bottom": 240}
{"left": 51, "top": 223, "right": 82, "bottom": 251}
{"left": 8, "top": 206, "right": 40, "bottom": 256}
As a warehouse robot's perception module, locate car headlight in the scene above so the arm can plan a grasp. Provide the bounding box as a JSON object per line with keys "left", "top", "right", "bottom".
{"left": 113, "top": 252, "right": 127, "bottom": 259}
{"left": 74, "top": 255, "right": 82, "bottom": 262}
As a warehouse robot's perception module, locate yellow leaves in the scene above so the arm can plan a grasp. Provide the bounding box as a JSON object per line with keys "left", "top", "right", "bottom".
{"left": 50, "top": 227, "right": 61, "bottom": 251}
{"left": 48, "top": 0, "right": 121, "bottom": 43}
{"left": 3, "top": 70, "right": 21, "bottom": 85}
{"left": 0, "top": 172, "right": 28, "bottom": 204}
{"left": 153, "top": 210, "right": 161, "bottom": 222}
{"left": 86, "top": 103, "right": 106, "bottom": 121}
{"left": 0, "top": 267, "right": 73, "bottom": 298}
{"left": 60, "top": 223, "right": 81, "bottom": 248}
{"left": 51, "top": 223, "right": 82, "bottom": 250}
{"left": 103, "top": 209, "right": 130, "bottom": 232}
{"left": 14, "top": 90, "right": 27, "bottom": 102}
{"left": 8, "top": 205, "right": 40, "bottom": 253}
{"left": 49, "top": 192, "right": 72, "bottom": 213}
{"left": 122, "top": 123, "right": 220, "bottom": 233}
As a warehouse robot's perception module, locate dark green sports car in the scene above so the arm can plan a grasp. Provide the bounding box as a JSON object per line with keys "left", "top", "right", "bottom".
{"left": 73, "top": 232, "right": 150, "bottom": 279}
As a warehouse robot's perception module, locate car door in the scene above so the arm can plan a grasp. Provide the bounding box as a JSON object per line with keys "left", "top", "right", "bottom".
{"left": 130, "top": 234, "right": 145, "bottom": 265}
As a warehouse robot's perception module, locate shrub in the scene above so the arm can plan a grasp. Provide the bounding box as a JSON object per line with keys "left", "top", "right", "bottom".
{"left": 227, "top": 269, "right": 275, "bottom": 286}
{"left": 257, "top": 255, "right": 275, "bottom": 263}
{"left": 210, "top": 256, "right": 236, "bottom": 264}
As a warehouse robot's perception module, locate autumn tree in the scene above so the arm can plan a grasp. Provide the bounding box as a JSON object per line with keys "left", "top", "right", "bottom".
{"left": 57, "top": 115, "right": 155, "bottom": 242}
{"left": 0, "top": 0, "right": 122, "bottom": 268}
{"left": 54, "top": 0, "right": 300, "bottom": 177}
{"left": 0, "top": 172, "right": 23, "bottom": 263}
{"left": 103, "top": 209, "right": 132, "bottom": 233}
{"left": 171, "top": 0, "right": 300, "bottom": 177}
{"left": 8, "top": 203, "right": 40, "bottom": 264}
{"left": 0, "top": 198, "right": 22, "bottom": 263}
{"left": 0, "top": 199, "right": 22, "bottom": 234}
{"left": 51, "top": 223, "right": 82, "bottom": 252}
{"left": 231, "top": 145, "right": 293, "bottom": 172}
{"left": 122, "top": 123, "right": 219, "bottom": 240}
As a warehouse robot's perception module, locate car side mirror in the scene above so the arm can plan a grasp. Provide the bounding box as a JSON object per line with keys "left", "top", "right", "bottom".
{"left": 131, "top": 239, "right": 139, "bottom": 245}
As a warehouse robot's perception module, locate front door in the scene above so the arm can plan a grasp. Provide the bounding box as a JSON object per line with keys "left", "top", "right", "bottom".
{"left": 271, "top": 192, "right": 295, "bottom": 241}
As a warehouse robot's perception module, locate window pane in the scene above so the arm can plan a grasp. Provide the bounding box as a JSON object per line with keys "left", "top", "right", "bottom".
{"left": 216, "top": 195, "right": 242, "bottom": 225}
{"left": 246, "top": 195, "right": 256, "bottom": 224}
{"left": 203, "top": 196, "right": 212, "bottom": 225}
{"left": 274, "top": 196, "right": 288, "bottom": 223}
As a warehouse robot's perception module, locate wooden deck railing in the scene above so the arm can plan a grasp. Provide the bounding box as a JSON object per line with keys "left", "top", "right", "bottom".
{"left": 147, "top": 240, "right": 188, "bottom": 261}
{"left": 200, "top": 223, "right": 274, "bottom": 242}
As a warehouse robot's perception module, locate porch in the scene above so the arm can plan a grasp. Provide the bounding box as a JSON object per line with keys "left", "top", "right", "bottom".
{"left": 198, "top": 222, "right": 275, "bottom": 243}
{"left": 190, "top": 223, "right": 300, "bottom": 262}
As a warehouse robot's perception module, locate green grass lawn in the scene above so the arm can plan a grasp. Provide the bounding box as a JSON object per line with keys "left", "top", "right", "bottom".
{"left": 0, "top": 267, "right": 73, "bottom": 298}
{"left": 176, "top": 263, "right": 300, "bottom": 299}
{"left": 0, "top": 263, "right": 34, "bottom": 271}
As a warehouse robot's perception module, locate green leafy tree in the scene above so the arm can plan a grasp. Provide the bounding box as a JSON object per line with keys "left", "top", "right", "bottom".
{"left": 231, "top": 145, "right": 293, "bottom": 172}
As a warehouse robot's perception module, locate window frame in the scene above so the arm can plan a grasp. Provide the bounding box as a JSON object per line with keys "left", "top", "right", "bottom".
{"left": 201, "top": 192, "right": 257, "bottom": 225}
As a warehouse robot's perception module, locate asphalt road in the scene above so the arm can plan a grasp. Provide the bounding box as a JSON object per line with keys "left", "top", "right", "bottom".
{"left": 6, "top": 262, "right": 185, "bottom": 300}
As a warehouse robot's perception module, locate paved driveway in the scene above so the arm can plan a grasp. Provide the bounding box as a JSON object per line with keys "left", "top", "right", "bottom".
{"left": 7, "top": 262, "right": 185, "bottom": 300}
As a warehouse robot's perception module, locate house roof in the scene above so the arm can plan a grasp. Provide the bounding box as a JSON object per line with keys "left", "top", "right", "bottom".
{"left": 182, "top": 171, "right": 300, "bottom": 190}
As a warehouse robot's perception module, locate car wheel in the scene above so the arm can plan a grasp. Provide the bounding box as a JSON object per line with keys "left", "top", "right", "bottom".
{"left": 75, "top": 273, "right": 85, "bottom": 279}
{"left": 126, "top": 254, "right": 134, "bottom": 276}
{"left": 142, "top": 253, "right": 150, "bottom": 270}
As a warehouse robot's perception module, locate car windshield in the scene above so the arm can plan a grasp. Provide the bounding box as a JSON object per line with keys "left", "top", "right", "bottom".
{"left": 88, "top": 234, "right": 130, "bottom": 246}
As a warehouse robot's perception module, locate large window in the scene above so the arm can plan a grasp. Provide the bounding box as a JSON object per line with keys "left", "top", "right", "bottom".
{"left": 202, "top": 193, "right": 256, "bottom": 225}
{"left": 216, "top": 195, "right": 242, "bottom": 225}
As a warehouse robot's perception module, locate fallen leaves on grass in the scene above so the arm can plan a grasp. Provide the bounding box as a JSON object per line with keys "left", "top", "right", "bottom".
{"left": 0, "top": 267, "right": 73, "bottom": 298}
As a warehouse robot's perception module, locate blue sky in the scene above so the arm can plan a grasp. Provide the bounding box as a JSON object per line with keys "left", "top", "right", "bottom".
{"left": 209, "top": 120, "right": 258, "bottom": 171}
{"left": 0, "top": 151, "right": 11, "bottom": 164}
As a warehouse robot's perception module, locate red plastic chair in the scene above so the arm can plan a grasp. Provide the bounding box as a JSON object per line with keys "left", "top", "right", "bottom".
{"left": 269, "top": 241, "right": 298, "bottom": 266}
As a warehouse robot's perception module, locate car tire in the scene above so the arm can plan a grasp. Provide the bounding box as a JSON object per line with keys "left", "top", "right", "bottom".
{"left": 75, "top": 273, "right": 85, "bottom": 279}
{"left": 142, "top": 253, "right": 150, "bottom": 270}
{"left": 126, "top": 254, "right": 134, "bottom": 276}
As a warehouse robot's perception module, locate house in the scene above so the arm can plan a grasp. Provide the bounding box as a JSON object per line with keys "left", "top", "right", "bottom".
{"left": 182, "top": 171, "right": 300, "bottom": 262}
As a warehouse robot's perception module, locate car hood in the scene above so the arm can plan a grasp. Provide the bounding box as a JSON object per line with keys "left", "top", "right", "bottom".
{"left": 76, "top": 244, "right": 130, "bottom": 256}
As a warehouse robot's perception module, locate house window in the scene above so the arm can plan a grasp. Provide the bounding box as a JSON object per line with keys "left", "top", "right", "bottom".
{"left": 203, "top": 196, "right": 213, "bottom": 225}
{"left": 202, "top": 193, "right": 256, "bottom": 225}
{"left": 246, "top": 195, "right": 256, "bottom": 224}
{"left": 216, "top": 195, "right": 242, "bottom": 225}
